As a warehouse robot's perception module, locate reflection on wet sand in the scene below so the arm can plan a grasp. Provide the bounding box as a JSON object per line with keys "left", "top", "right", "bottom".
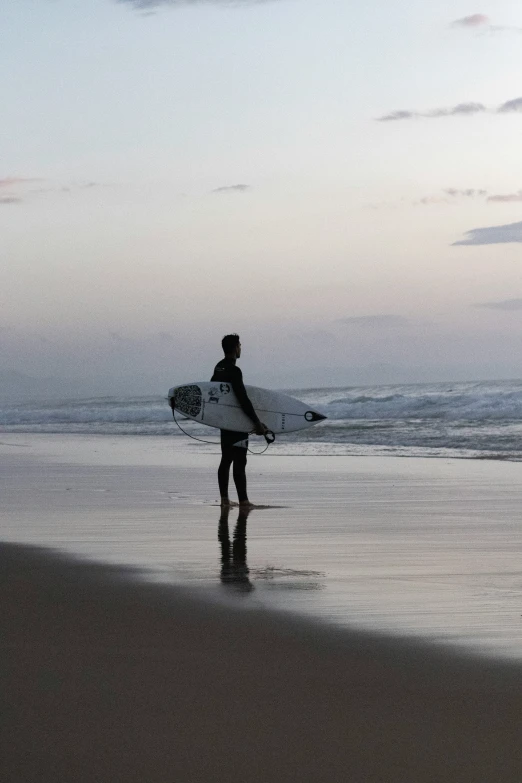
{"left": 251, "top": 565, "right": 325, "bottom": 591}
{"left": 218, "top": 508, "right": 325, "bottom": 594}
{"left": 218, "top": 507, "right": 253, "bottom": 592}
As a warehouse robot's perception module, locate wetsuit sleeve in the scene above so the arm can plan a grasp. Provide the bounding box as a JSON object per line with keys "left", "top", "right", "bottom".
{"left": 231, "top": 367, "right": 260, "bottom": 426}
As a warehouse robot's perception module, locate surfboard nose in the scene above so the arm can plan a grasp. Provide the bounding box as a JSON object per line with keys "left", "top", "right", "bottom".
{"left": 305, "top": 411, "right": 327, "bottom": 422}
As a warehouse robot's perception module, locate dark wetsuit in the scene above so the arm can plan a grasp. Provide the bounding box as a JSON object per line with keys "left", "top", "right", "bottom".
{"left": 211, "top": 357, "right": 260, "bottom": 502}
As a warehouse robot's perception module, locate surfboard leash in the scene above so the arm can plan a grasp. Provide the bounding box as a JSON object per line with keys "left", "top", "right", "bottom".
{"left": 169, "top": 403, "right": 274, "bottom": 455}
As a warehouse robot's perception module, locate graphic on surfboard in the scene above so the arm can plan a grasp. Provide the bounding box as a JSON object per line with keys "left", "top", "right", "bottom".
{"left": 168, "top": 382, "right": 326, "bottom": 435}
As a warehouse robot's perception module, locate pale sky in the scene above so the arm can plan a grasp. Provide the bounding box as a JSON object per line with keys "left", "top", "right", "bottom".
{"left": 2, "top": 0, "right": 522, "bottom": 393}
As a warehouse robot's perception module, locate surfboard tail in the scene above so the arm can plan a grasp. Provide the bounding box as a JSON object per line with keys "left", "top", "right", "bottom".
{"left": 305, "top": 411, "right": 327, "bottom": 423}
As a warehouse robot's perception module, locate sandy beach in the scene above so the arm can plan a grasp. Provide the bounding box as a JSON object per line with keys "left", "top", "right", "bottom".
{"left": 3, "top": 434, "right": 522, "bottom": 655}
{"left": 2, "top": 434, "right": 522, "bottom": 781}
{"left": 2, "top": 541, "right": 522, "bottom": 783}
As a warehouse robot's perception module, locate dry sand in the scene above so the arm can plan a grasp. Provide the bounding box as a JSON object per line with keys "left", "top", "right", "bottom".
{"left": 2, "top": 541, "right": 522, "bottom": 783}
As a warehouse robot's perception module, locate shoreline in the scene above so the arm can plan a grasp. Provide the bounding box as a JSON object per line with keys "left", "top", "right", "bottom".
{"left": 2, "top": 428, "right": 522, "bottom": 463}
{"left": 3, "top": 433, "right": 522, "bottom": 660}
{"left": 5, "top": 428, "right": 522, "bottom": 461}
{"left": 2, "top": 541, "right": 522, "bottom": 782}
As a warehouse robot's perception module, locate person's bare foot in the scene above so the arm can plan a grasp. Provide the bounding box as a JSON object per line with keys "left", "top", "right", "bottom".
{"left": 220, "top": 498, "right": 238, "bottom": 507}
{"left": 239, "top": 502, "right": 278, "bottom": 509}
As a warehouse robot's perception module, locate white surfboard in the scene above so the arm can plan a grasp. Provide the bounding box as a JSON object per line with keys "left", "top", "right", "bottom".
{"left": 168, "top": 382, "right": 326, "bottom": 434}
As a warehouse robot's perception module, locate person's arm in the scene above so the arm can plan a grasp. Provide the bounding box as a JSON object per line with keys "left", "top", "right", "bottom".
{"left": 230, "top": 367, "right": 267, "bottom": 433}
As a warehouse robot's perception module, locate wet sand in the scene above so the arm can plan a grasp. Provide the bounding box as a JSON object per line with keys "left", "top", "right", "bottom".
{"left": 2, "top": 433, "right": 522, "bottom": 657}
{"left": 2, "top": 540, "right": 522, "bottom": 783}
{"left": 2, "top": 433, "right": 522, "bottom": 780}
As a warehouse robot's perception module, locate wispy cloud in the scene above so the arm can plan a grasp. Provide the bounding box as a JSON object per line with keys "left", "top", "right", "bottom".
{"left": 0, "top": 176, "right": 41, "bottom": 204}
{"left": 118, "top": 0, "right": 270, "bottom": 10}
{"left": 371, "top": 187, "right": 522, "bottom": 209}
{"left": 377, "top": 102, "right": 486, "bottom": 122}
{"left": 0, "top": 177, "right": 42, "bottom": 189}
{"left": 451, "top": 14, "right": 490, "bottom": 28}
{"left": 338, "top": 315, "right": 409, "bottom": 327}
{"left": 453, "top": 221, "right": 522, "bottom": 246}
{"left": 416, "top": 188, "right": 487, "bottom": 205}
{"left": 488, "top": 190, "right": 522, "bottom": 203}
{"left": 30, "top": 181, "right": 105, "bottom": 196}
{"left": 415, "top": 196, "right": 445, "bottom": 206}
{"left": 475, "top": 298, "right": 522, "bottom": 310}
{"left": 212, "top": 183, "right": 250, "bottom": 194}
{"left": 376, "top": 110, "right": 416, "bottom": 123}
{"left": 418, "top": 188, "right": 522, "bottom": 205}
{"left": 370, "top": 187, "right": 522, "bottom": 209}
{"left": 445, "top": 188, "right": 487, "bottom": 198}
{"left": 498, "top": 97, "right": 522, "bottom": 113}
{"left": 451, "top": 13, "right": 522, "bottom": 34}
{"left": 427, "top": 103, "right": 486, "bottom": 118}
{"left": 0, "top": 176, "right": 109, "bottom": 205}
{"left": 376, "top": 96, "right": 522, "bottom": 121}
{"left": 489, "top": 25, "right": 522, "bottom": 34}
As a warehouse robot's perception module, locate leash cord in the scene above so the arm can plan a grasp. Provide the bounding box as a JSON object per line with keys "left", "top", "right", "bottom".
{"left": 170, "top": 403, "right": 272, "bottom": 455}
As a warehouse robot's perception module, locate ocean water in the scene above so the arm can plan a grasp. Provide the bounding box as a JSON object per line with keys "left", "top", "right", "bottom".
{"left": 2, "top": 378, "right": 522, "bottom": 460}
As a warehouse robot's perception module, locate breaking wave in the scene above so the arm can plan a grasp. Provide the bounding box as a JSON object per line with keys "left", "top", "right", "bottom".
{"left": 2, "top": 379, "right": 522, "bottom": 460}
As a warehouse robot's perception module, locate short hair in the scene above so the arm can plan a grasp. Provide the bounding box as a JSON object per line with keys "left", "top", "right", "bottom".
{"left": 222, "top": 333, "right": 240, "bottom": 354}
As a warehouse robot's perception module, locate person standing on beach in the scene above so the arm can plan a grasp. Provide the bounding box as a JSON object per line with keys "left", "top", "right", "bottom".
{"left": 211, "top": 334, "right": 267, "bottom": 507}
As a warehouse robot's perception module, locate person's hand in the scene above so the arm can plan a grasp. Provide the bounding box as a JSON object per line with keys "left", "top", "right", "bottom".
{"left": 254, "top": 421, "right": 268, "bottom": 436}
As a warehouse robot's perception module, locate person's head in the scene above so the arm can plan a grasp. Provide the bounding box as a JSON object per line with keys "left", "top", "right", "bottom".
{"left": 222, "top": 333, "right": 241, "bottom": 358}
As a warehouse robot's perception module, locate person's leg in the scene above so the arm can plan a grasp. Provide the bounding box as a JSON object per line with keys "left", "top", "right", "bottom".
{"left": 232, "top": 447, "right": 249, "bottom": 505}
{"left": 218, "top": 443, "right": 234, "bottom": 505}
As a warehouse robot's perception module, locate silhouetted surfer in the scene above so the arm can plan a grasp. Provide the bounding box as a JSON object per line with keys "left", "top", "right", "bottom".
{"left": 211, "top": 334, "right": 267, "bottom": 508}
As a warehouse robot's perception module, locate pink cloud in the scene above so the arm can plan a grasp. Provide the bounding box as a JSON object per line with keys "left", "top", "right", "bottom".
{"left": 488, "top": 191, "right": 522, "bottom": 203}
{"left": 451, "top": 14, "right": 490, "bottom": 28}
{"left": 0, "top": 177, "right": 42, "bottom": 189}
{"left": 451, "top": 15, "right": 522, "bottom": 34}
